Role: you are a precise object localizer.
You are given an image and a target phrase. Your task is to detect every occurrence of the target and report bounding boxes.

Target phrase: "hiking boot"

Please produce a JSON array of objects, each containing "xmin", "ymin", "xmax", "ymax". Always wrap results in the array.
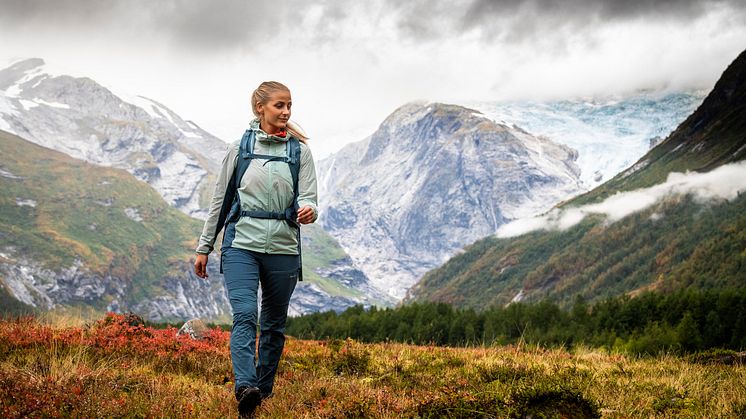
[{"xmin": 235, "ymin": 386, "xmax": 262, "ymax": 418}]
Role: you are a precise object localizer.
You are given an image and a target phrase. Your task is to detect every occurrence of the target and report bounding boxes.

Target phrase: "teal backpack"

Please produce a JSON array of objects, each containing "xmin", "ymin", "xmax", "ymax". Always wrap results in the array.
[{"xmin": 215, "ymin": 129, "xmax": 303, "ymax": 280}]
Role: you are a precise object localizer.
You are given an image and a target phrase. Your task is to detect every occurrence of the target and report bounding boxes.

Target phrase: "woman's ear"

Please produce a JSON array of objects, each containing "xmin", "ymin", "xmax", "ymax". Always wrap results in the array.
[{"xmin": 255, "ymin": 103, "xmax": 264, "ymax": 119}]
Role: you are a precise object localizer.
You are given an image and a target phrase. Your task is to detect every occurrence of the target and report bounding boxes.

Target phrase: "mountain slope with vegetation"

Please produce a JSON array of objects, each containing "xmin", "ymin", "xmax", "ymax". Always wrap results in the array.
[
  {"xmin": 0, "ymin": 129, "xmax": 229, "ymax": 320},
  {"xmin": 408, "ymin": 49, "xmax": 746, "ymax": 309},
  {"xmin": 0, "ymin": 131, "xmax": 378, "ymax": 320}
]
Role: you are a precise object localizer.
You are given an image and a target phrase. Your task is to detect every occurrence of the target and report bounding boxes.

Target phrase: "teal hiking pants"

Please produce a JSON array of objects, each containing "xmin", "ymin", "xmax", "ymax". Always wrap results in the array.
[{"xmin": 221, "ymin": 246, "xmax": 299, "ymax": 396}]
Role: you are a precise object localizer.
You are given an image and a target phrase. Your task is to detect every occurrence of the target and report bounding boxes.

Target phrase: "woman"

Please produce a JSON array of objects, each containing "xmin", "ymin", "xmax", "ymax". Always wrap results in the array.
[{"xmin": 193, "ymin": 81, "xmax": 318, "ymax": 417}]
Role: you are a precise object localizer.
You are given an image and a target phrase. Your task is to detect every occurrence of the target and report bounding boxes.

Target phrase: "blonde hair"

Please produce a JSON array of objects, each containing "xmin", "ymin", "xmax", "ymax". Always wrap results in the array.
[{"xmin": 251, "ymin": 81, "xmax": 308, "ymax": 143}]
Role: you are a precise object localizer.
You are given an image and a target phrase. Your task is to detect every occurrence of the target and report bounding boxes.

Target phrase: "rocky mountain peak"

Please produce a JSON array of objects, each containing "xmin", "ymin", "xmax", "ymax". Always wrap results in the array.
[
  {"xmin": 0, "ymin": 59, "xmax": 228, "ymax": 218},
  {"xmin": 0, "ymin": 58, "xmax": 46, "ymax": 90},
  {"xmin": 363, "ymin": 103, "xmax": 501, "ymax": 163},
  {"xmin": 693, "ymin": 49, "xmax": 746, "ymax": 123},
  {"xmin": 318, "ymin": 102, "xmax": 582, "ymax": 300}
]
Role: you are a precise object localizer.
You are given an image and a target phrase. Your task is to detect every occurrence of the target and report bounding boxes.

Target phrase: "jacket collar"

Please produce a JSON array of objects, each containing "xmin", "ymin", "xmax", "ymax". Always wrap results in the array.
[{"xmin": 250, "ymin": 118, "xmax": 289, "ymax": 143}]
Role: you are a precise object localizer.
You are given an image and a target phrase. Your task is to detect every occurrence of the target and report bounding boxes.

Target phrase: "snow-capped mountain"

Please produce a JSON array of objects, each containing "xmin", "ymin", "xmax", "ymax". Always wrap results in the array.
[
  {"xmin": 0, "ymin": 58, "xmax": 227, "ymax": 219},
  {"xmin": 318, "ymin": 102, "xmax": 582, "ymax": 301},
  {"xmin": 467, "ymin": 91, "xmax": 705, "ymax": 188}
]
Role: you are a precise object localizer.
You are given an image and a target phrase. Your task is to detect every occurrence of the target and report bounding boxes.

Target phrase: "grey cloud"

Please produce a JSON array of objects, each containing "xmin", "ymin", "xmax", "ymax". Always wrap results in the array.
[
  {"xmin": 0, "ymin": 0, "xmax": 124, "ymax": 21},
  {"xmin": 383, "ymin": 1, "xmax": 457, "ymax": 41},
  {"xmin": 146, "ymin": 1, "xmax": 266, "ymax": 51},
  {"xmin": 496, "ymin": 161, "xmax": 746, "ymax": 238},
  {"xmin": 462, "ymin": 0, "xmax": 718, "ymax": 23},
  {"xmin": 0, "ymin": 0, "xmax": 308, "ymax": 53},
  {"xmin": 1, "ymin": 0, "xmax": 745, "ymax": 51},
  {"xmin": 381, "ymin": 0, "xmax": 746, "ymax": 44}
]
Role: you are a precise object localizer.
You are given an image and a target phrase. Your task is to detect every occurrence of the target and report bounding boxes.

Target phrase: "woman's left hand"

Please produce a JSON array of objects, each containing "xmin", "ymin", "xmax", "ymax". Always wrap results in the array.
[{"xmin": 297, "ymin": 206, "xmax": 315, "ymax": 224}]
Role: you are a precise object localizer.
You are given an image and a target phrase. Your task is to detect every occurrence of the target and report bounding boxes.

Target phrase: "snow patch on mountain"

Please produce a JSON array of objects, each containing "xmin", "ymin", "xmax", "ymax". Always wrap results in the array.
[
  {"xmin": 19, "ymin": 99, "xmax": 38, "ymax": 110},
  {"xmin": 36, "ymin": 98, "xmax": 70, "ymax": 109},
  {"xmin": 0, "ymin": 168, "xmax": 22, "ymax": 179},
  {"xmin": 15, "ymin": 198, "xmax": 36, "ymax": 207},
  {"xmin": 124, "ymin": 207, "xmax": 143, "ymax": 222},
  {"xmin": 0, "ymin": 95, "xmax": 18, "ymax": 133}
]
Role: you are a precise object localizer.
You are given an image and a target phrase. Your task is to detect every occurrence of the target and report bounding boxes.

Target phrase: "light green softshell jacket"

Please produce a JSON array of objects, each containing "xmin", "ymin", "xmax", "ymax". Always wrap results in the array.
[{"xmin": 196, "ymin": 120, "xmax": 318, "ymax": 255}]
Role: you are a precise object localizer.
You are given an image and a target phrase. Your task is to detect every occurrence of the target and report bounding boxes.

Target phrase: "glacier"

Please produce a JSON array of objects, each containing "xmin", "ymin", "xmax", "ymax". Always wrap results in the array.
[{"xmin": 466, "ymin": 91, "xmax": 705, "ymax": 189}]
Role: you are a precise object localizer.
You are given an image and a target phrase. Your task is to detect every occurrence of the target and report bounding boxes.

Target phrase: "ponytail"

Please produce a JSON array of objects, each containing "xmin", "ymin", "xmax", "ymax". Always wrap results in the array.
[{"xmin": 286, "ymin": 120, "xmax": 309, "ymax": 143}]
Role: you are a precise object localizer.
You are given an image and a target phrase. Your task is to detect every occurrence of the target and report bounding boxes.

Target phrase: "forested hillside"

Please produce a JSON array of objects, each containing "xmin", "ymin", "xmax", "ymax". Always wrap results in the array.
[{"xmin": 288, "ymin": 289, "xmax": 746, "ymax": 354}]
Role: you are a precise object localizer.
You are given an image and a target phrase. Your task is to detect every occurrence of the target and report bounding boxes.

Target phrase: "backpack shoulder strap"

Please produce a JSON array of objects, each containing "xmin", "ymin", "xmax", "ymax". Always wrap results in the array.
[
  {"xmin": 288, "ymin": 136, "xmax": 303, "ymax": 281},
  {"xmin": 235, "ymin": 130, "xmax": 256, "ymax": 190},
  {"xmin": 214, "ymin": 129, "xmax": 254, "ymax": 237},
  {"xmin": 287, "ymin": 137, "xmax": 301, "ymax": 204}
]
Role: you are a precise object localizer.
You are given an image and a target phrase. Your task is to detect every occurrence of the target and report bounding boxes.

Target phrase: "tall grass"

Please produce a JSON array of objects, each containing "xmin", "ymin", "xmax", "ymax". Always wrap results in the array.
[{"xmin": 1, "ymin": 313, "xmax": 744, "ymax": 417}]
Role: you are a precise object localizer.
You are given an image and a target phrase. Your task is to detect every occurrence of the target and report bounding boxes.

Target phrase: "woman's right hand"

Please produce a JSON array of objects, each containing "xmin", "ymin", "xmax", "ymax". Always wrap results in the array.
[{"xmin": 194, "ymin": 254, "xmax": 209, "ymax": 279}]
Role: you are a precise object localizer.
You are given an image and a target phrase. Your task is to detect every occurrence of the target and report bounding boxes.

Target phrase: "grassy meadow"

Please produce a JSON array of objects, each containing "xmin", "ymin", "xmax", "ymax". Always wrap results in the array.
[{"xmin": 1, "ymin": 313, "xmax": 744, "ymax": 418}]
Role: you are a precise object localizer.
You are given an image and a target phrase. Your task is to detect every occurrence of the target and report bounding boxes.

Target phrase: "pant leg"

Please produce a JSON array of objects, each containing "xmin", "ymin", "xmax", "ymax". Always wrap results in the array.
[
  {"xmin": 221, "ymin": 247, "xmax": 261, "ymax": 391},
  {"xmin": 255, "ymin": 253, "xmax": 299, "ymax": 396}
]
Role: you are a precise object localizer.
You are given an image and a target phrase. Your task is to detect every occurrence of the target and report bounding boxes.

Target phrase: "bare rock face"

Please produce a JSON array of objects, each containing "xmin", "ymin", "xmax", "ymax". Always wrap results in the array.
[
  {"xmin": 318, "ymin": 103, "xmax": 582, "ymax": 301},
  {"xmin": 177, "ymin": 318, "xmax": 210, "ymax": 340},
  {"xmin": 0, "ymin": 247, "xmax": 232, "ymax": 322}
]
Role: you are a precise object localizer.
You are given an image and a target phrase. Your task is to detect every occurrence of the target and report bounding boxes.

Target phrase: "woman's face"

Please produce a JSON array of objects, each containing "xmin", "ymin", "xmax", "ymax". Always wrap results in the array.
[{"xmin": 257, "ymin": 89, "xmax": 291, "ymax": 134}]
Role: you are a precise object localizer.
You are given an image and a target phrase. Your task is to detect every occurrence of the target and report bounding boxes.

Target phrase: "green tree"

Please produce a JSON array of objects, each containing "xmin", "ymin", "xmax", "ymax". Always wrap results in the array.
[{"xmin": 676, "ymin": 312, "xmax": 703, "ymax": 352}]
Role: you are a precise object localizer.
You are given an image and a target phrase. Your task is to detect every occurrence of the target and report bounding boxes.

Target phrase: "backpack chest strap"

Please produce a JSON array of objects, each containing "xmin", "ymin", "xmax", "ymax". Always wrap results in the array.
[
  {"xmin": 242, "ymin": 141, "xmax": 298, "ymax": 165},
  {"xmin": 240, "ymin": 208, "xmax": 298, "ymax": 225}
]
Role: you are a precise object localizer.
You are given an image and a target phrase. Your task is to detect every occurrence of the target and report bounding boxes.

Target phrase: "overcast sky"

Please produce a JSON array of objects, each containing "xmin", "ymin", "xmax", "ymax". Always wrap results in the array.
[{"xmin": 1, "ymin": 0, "xmax": 745, "ymax": 157}]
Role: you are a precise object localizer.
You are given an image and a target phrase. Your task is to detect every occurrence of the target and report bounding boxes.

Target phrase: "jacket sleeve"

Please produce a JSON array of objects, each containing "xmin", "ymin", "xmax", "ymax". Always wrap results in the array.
[
  {"xmin": 298, "ymin": 142, "xmax": 319, "ymax": 222},
  {"xmin": 196, "ymin": 142, "xmax": 239, "ymax": 254}
]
